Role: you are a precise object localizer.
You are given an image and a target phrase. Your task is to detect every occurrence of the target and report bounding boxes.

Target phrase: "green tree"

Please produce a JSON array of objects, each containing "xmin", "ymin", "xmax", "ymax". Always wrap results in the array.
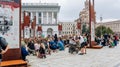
[
  {"xmin": 82, "ymin": 24, "xmax": 88, "ymax": 34},
  {"xmin": 107, "ymin": 27, "xmax": 114, "ymax": 34},
  {"xmin": 95, "ymin": 26, "xmax": 114, "ymax": 37}
]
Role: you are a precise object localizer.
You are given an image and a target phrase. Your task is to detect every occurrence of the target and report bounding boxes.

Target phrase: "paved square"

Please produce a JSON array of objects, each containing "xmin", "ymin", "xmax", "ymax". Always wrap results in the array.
[{"xmin": 27, "ymin": 43, "xmax": 120, "ymax": 67}]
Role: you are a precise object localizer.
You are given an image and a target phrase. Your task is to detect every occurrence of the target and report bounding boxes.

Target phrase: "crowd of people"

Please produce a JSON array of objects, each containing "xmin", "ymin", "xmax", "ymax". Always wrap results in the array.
[
  {"xmin": 95, "ymin": 33, "xmax": 119, "ymax": 48},
  {"xmin": 21, "ymin": 33, "xmax": 90, "ymax": 61},
  {"xmin": 21, "ymin": 33, "xmax": 120, "ymax": 61}
]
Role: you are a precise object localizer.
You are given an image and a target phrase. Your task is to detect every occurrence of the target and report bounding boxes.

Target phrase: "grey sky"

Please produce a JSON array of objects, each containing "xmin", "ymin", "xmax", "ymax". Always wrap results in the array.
[{"xmin": 22, "ymin": 0, "xmax": 120, "ymax": 22}]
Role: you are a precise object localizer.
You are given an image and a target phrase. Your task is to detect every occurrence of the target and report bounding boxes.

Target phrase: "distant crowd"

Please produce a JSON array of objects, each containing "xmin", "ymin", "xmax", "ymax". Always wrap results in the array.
[{"xmin": 95, "ymin": 33, "xmax": 119, "ymax": 48}]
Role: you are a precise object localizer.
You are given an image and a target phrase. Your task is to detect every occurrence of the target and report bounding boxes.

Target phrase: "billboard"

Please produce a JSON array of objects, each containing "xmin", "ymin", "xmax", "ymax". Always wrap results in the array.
[{"xmin": 0, "ymin": 0, "xmax": 20, "ymax": 48}]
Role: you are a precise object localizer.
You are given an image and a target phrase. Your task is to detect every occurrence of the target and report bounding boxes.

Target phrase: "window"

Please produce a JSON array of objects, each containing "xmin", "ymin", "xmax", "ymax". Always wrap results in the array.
[
  {"xmin": 39, "ymin": 13, "xmax": 41, "ymax": 17},
  {"xmin": 43, "ymin": 12, "xmax": 47, "ymax": 24},
  {"xmin": 48, "ymin": 12, "xmax": 52, "ymax": 24},
  {"xmin": 38, "ymin": 12, "xmax": 41, "ymax": 24},
  {"xmin": 53, "ymin": 12, "xmax": 57, "ymax": 24},
  {"xmin": 38, "ymin": 18, "xmax": 41, "ymax": 24}
]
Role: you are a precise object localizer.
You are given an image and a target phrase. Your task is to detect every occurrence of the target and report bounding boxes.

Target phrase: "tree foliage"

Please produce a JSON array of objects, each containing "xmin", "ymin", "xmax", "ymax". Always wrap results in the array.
[
  {"xmin": 82, "ymin": 24, "xmax": 89, "ymax": 34},
  {"xmin": 95, "ymin": 25, "xmax": 114, "ymax": 37}
]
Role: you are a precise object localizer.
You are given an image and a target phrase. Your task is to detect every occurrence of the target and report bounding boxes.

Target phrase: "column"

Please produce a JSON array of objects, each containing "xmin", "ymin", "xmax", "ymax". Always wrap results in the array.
[
  {"xmin": 46, "ymin": 12, "xmax": 48, "ymax": 24},
  {"xmin": 56, "ymin": 12, "xmax": 58, "ymax": 24},
  {"xmin": 36, "ymin": 12, "xmax": 38, "ymax": 24},
  {"xmin": 21, "ymin": 12, "xmax": 23, "ymax": 23},
  {"xmin": 29, "ymin": 12, "xmax": 32, "ymax": 37},
  {"xmin": 30, "ymin": 12, "xmax": 33, "ymax": 21},
  {"xmin": 41, "ymin": 12, "xmax": 43, "ymax": 24},
  {"xmin": 52, "ymin": 12, "xmax": 54, "ymax": 24}
]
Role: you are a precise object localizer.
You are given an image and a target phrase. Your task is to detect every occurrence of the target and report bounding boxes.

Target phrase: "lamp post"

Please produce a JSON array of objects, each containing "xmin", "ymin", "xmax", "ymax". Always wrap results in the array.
[
  {"xmin": 80, "ymin": 18, "xmax": 82, "ymax": 34},
  {"xmin": 100, "ymin": 16, "xmax": 103, "ymax": 37}
]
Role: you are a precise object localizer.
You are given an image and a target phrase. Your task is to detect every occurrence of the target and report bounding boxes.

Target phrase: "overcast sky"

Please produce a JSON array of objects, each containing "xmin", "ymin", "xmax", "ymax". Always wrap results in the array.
[{"xmin": 22, "ymin": 0, "xmax": 120, "ymax": 22}]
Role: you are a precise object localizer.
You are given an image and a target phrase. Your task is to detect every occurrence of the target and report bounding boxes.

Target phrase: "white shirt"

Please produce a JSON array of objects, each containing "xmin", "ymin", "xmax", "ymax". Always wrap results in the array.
[{"xmin": 79, "ymin": 35, "xmax": 84, "ymax": 44}]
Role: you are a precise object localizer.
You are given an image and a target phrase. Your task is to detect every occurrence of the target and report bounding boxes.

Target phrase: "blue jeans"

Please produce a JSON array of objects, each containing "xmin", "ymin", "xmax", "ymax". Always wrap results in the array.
[{"xmin": 114, "ymin": 40, "xmax": 117, "ymax": 46}]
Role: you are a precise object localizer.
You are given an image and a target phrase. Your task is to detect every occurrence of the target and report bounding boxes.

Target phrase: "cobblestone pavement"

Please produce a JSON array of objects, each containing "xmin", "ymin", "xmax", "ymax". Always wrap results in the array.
[{"xmin": 27, "ymin": 43, "xmax": 120, "ymax": 67}]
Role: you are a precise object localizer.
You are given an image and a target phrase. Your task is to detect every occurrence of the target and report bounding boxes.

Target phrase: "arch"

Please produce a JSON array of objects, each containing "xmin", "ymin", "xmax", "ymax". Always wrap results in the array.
[{"xmin": 47, "ymin": 28, "xmax": 53, "ymax": 36}]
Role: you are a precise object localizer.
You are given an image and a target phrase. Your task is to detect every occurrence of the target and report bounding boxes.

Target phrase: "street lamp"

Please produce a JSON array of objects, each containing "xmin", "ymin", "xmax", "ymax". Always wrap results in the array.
[
  {"xmin": 100, "ymin": 16, "xmax": 103, "ymax": 37},
  {"xmin": 80, "ymin": 18, "xmax": 82, "ymax": 34}
]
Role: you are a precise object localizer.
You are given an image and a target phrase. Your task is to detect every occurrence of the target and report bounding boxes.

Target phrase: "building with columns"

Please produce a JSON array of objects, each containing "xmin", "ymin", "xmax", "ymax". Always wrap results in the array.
[{"xmin": 22, "ymin": 3, "xmax": 60, "ymax": 38}]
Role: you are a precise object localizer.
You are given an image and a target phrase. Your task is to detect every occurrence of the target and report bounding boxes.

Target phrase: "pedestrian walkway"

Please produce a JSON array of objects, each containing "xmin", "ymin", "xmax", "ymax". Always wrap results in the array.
[{"xmin": 27, "ymin": 43, "xmax": 120, "ymax": 67}]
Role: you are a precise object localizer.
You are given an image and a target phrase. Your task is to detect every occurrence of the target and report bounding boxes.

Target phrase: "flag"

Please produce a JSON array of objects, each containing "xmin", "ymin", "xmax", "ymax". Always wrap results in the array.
[
  {"xmin": 21, "ymin": 23, "xmax": 24, "ymax": 30},
  {"xmin": 58, "ymin": 24, "xmax": 62, "ymax": 31},
  {"xmin": 77, "ymin": 22, "xmax": 81, "ymax": 29},
  {"xmin": 37, "ymin": 26, "xmax": 42, "ymax": 31},
  {"xmin": 24, "ymin": 11, "xmax": 30, "ymax": 27}
]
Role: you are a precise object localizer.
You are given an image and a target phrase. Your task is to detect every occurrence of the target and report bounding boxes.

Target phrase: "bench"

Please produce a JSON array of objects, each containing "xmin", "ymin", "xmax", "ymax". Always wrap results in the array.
[{"xmin": 0, "ymin": 60, "xmax": 27, "ymax": 67}]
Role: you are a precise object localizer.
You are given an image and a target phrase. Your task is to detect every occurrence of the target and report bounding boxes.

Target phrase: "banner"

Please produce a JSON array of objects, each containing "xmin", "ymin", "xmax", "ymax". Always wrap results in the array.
[
  {"xmin": 58, "ymin": 24, "xmax": 62, "ymax": 31},
  {"xmin": 91, "ymin": 21, "xmax": 95, "ymax": 41},
  {"xmin": 0, "ymin": 0, "xmax": 20, "ymax": 48},
  {"xmin": 77, "ymin": 22, "xmax": 81, "ymax": 29}
]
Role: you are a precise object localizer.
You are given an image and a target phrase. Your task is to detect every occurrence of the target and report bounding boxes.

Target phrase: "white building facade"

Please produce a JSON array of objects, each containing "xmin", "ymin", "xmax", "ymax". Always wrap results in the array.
[
  {"xmin": 22, "ymin": 3, "xmax": 60, "ymax": 38},
  {"xmin": 96, "ymin": 20, "xmax": 120, "ymax": 34},
  {"xmin": 59, "ymin": 22, "xmax": 78, "ymax": 35}
]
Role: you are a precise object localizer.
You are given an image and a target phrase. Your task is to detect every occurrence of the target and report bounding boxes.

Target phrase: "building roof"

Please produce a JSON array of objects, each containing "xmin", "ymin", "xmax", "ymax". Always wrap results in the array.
[
  {"xmin": 97, "ymin": 20, "xmax": 120, "ymax": 24},
  {"xmin": 22, "ymin": 3, "xmax": 60, "ymax": 12},
  {"xmin": 22, "ymin": 3, "xmax": 60, "ymax": 8}
]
